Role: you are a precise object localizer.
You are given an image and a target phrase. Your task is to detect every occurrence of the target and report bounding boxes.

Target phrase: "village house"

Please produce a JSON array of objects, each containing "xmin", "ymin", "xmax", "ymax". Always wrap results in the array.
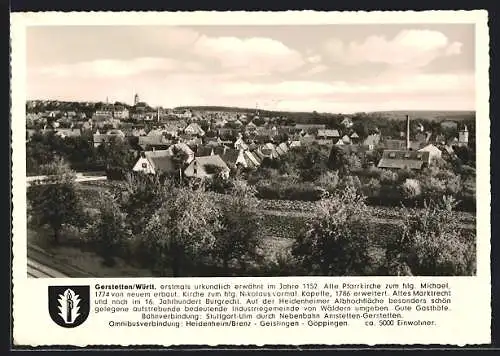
[
  {"xmin": 180, "ymin": 135, "xmax": 203, "ymax": 147},
  {"xmin": 234, "ymin": 135, "xmax": 249, "ymax": 150},
  {"xmin": 350, "ymin": 132, "xmax": 360, "ymax": 143},
  {"xmin": 184, "ymin": 122, "xmax": 205, "ymax": 136},
  {"xmin": 93, "ymin": 129, "xmax": 125, "ymax": 147},
  {"xmin": 275, "ymin": 142, "xmax": 289, "ymax": 156},
  {"xmin": 214, "ymin": 118, "xmax": 228, "ymax": 128},
  {"xmin": 295, "ymin": 124, "xmax": 326, "ymax": 135},
  {"xmin": 138, "ymin": 135, "xmax": 172, "ymax": 150},
  {"xmin": 418, "ymin": 144, "xmax": 442, "ymax": 164},
  {"xmin": 54, "ymin": 128, "xmax": 82, "ymax": 139},
  {"xmin": 132, "ymin": 150, "xmax": 176, "ymax": 175},
  {"xmin": 113, "ymin": 105, "xmax": 129, "ymax": 120},
  {"xmin": 289, "ymin": 140, "xmax": 301, "ymax": 149},
  {"xmin": 381, "ymin": 139, "xmax": 408, "ymax": 150},
  {"xmin": 317, "ymin": 129, "xmax": 340, "ymax": 140},
  {"xmin": 93, "ymin": 105, "xmax": 114, "ymax": 120},
  {"xmin": 96, "ymin": 117, "xmax": 121, "ymax": 129},
  {"xmin": 341, "ymin": 135, "xmax": 352, "ymax": 145},
  {"xmin": 195, "ymin": 143, "xmax": 261, "ymax": 170},
  {"xmin": 256, "ymin": 143, "xmax": 280, "ymax": 160},
  {"xmin": 377, "ymin": 150, "xmax": 430, "ymax": 170},
  {"xmin": 184, "ymin": 155, "xmax": 230, "ymax": 179},
  {"xmin": 316, "ymin": 139, "xmax": 334, "ymax": 147}
]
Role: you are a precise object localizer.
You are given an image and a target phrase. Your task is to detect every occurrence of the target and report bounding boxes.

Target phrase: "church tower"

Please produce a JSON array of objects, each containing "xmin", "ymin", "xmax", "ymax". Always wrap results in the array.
[
  {"xmin": 458, "ymin": 124, "xmax": 469, "ymax": 145},
  {"xmin": 134, "ymin": 93, "xmax": 140, "ymax": 106}
]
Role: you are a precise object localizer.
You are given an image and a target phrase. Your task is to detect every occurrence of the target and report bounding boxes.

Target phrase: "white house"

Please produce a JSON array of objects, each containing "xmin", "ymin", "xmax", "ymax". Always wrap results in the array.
[
  {"xmin": 184, "ymin": 123, "xmax": 205, "ymax": 136},
  {"xmin": 418, "ymin": 144, "xmax": 442, "ymax": 164},
  {"xmin": 184, "ymin": 155, "xmax": 230, "ymax": 179},
  {"xmin": 132, "ymin": 150, "xmax": 175, "ymax": 175},
  {"xmin": 234, "ymin": 136, "xmax": 249, "ymax": 150}
]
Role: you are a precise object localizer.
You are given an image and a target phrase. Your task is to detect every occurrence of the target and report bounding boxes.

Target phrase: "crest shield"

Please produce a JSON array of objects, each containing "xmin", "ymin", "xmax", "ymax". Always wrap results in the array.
[{"xmin": 48, "ymin": 285, "xmax": 90, "ymax": 328}]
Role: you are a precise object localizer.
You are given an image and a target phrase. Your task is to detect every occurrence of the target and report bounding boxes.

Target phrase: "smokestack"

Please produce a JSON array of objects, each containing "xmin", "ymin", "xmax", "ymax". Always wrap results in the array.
[{"xmin": 406, "ymin": 115, "xmax": 410, "ymax": 150}]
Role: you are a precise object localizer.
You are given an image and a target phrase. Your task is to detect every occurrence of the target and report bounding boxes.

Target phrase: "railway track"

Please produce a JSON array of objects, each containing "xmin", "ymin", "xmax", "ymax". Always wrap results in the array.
[{"xmin": 27, "ymin": 258, "xmax": 69, "ymax": 278}]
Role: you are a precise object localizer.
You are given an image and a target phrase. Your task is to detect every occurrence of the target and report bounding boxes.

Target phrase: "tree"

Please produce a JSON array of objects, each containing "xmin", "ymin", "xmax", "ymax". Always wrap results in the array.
[
  {"xmin": 291, "ymin": 144, "xmax": 330, "ymax": 182},
  {"xmin": 214, "ymin": 180, "xmax": 263, "ymax": 272},
  {"xmin": 401, "ymin": 178, "xmax": 422, "ymax": 200},
  {"xmin": 87, "ymin": 190, "xmax": 130, "ymax": 266},
  {"xmin": 292, "ymin": 186, "xmax": 373, "ymax": 275},
  {"xmin": 27, "ymin": 158, "xmax": 82, "ymax": 244},
  {"xmin": 120, "ymin": 173, "xmax": 170, "ymax": 235},
  {"xmin": 141, "ymin": 184, "xmax": 222, "ymax": 276},
  {"xmin": 170, "ymin": 145, "xmax": 189, "ymax": 182},
  {"xmin": 385, "ymin": 199, "xmax": 475, "ymax": 276},
  {"xmin": 328, "ymin": 146, "xmax": 350, "ymax": 174}
]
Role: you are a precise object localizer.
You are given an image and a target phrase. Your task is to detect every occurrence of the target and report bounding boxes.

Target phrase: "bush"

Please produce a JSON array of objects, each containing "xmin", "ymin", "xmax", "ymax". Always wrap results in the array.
[
  {"xmin": 379, "ymin": 170, "xmax": 398, "ymax": 184},
  {"xmin": 421, "ymin": 177, "xmax": 446, "ymax": 202},
  {"xmin": 256, "ymin": 251, "xmax": 306, "ymax": 276},
  {"xmin": 401, "ymin": 179, "xmax": 422, "ymax": 200},
  {"xmin": 106, "ymin": 166, "xmax": 128, "ymax": 180},
  {"xmin": 315, "ymin": 171, "xmax": 340, "ymax": 192},
  {"xmin": 362, "ymin": 178, "xmax": 381, "ymax": 198}
]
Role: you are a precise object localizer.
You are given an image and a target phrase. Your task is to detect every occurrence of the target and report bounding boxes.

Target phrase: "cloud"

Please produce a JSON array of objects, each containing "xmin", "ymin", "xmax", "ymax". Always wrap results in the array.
[
  {"xmin": 35, "ymin": 57, "xmax": 191, "ymax": 78},
  {"xmin": 303, "ymin": 64, "xmax": 329, "ymax": 76},
  {"xmin": 307, "ymin": 55, "xmax": 322, "ymax": 64},
  {"xmin": 221, "ymin": 72, "xmax": 474, "ymax": 98},
  {"xmin": 445, "ymin": 41, "xmax": 463, "ymax": 56},
  {"xmin": 191, "ymin": 35, "xmax": 304, "ymax": 74},
  {"xmin": 324, "ymin": 29, "xmax": 463, "ymax": 68}
]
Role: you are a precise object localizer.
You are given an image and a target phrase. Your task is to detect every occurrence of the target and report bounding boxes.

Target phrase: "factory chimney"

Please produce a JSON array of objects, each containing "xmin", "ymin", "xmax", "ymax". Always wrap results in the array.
[{"xmin": 406, "ymin": 114, "xmax": 410, "ymax": 150}]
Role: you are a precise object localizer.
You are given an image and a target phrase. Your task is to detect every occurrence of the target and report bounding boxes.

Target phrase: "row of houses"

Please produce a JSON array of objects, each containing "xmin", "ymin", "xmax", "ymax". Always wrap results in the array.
[{"xmin": 132, "ymin": 139, "xmax": 291, "ymax": 178}]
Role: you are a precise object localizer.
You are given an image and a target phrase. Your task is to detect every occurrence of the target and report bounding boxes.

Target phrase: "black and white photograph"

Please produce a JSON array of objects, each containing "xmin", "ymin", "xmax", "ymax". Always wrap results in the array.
[{"xmin": 25, "ymin": 22, "xmax": 478, "ymax": 279}]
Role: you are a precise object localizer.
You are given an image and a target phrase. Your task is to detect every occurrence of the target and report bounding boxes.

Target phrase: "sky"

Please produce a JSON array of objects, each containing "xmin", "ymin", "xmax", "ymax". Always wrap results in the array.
[{"xmin": 26, "ymin": 24, "xmax": 475, "ymax": 113}]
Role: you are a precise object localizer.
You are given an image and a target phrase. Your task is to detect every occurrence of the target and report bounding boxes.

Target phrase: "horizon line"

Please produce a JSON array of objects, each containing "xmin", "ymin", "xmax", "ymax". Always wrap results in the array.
[{"xmin": 26, "ymin": 98, "xmax": 476, "ymax": 115}]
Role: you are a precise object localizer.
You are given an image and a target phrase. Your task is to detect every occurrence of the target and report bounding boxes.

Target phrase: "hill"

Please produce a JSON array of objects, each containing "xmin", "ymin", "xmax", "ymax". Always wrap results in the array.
[{"xmin": 368, "ymin": 110, "xmax": 475, "ymax": 121}]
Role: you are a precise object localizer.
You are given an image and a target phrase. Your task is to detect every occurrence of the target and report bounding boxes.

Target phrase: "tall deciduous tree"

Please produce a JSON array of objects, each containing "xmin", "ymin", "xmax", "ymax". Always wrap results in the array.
[
  {"xmin": 215, "ymin": 180, "xmax": 263, "ymax": 273},
  {"xmin": 386, "ymin": 200, "xmax": 475, "ymax": 276},
  {"xmin": 170, "ymin": 145, "xmax": 189, "ymax": 182},
  {"xmin": 141, "ymin": 184, "xmax": 222, "ymax": 277},
  {"xmin": 87, "ymin": 190, "xmax": 130, "ymax": 266},
  {"xmin": 27, "ymin": 158, "xmax": 82, "ymax": 244},
  {"xmin": 120, "ymin": 173, "xmax": 170, "ymax": 235},
  {"xmin": 292, "ymin": 186, "xmax": 373, "ymax": 275}
]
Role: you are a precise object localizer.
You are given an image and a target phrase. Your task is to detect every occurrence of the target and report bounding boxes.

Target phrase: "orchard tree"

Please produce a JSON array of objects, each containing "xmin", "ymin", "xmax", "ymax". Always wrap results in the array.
[
  {"xmin": 27, "ymin": 158, "xmax": 83, "ymax": 244},
  {"xmin": 328, "ymin": 146, "xmax": 350, "ymax": 175},
  {"xmin": 141, "ymin": 184, "xmax": 222, "ymax": 277},
  {"xmin": 292, "ymin": 186, "xmax": 373, "ymax": 275},
  {"xmin": 87, "ymin": 190, "xmax": 130, "ymax": 266},
  {"xmin": 385, "ymin": 199, "xmax": 475, "ymax": 276},
  {"xmin": 170, "ymin": 145, "xmax": 189, "ymax": 182},
  {"xmin": 120, "ymin": 173, "xmax": 170, "ymax": 234},
  {"xmin": 290, "ymin": 144, "xmax": 330, "ymax": 182},
  {"xmin": 214, "ymin": 180, "xmax": 263, "ymax": 272}
]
